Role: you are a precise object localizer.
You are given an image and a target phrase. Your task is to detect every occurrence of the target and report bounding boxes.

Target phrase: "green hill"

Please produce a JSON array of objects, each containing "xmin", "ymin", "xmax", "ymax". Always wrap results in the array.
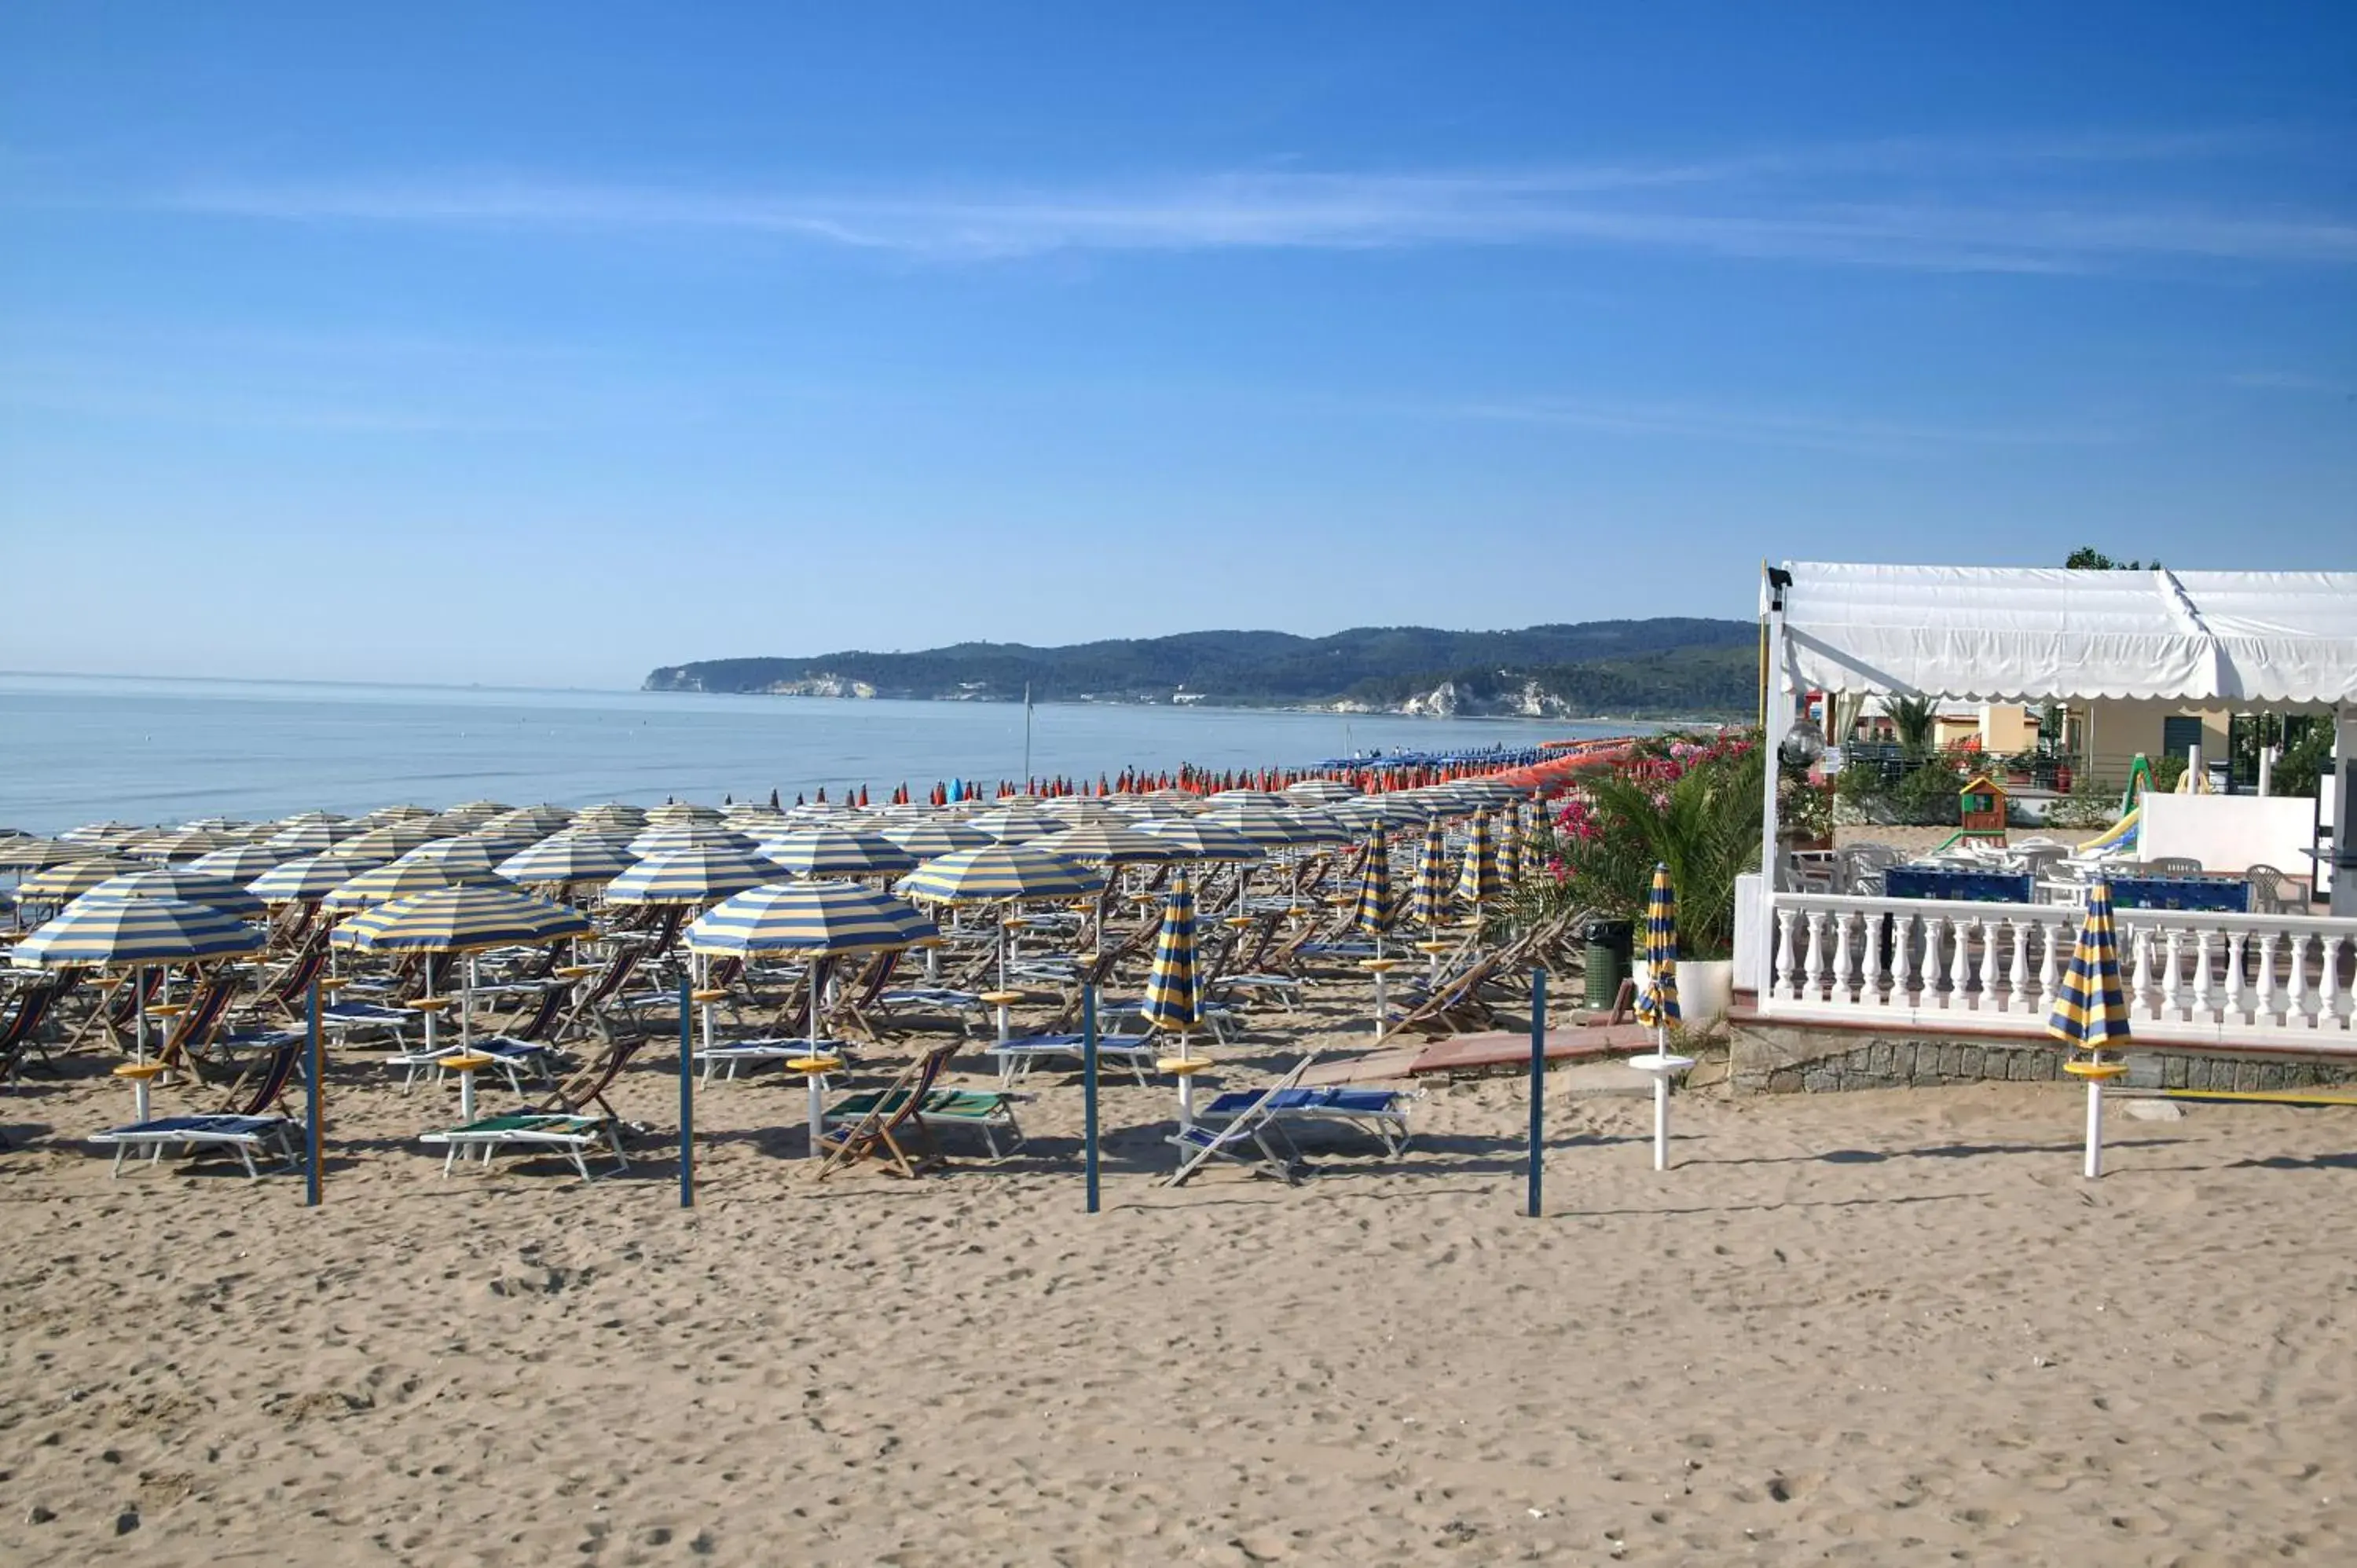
[{"xmin": 646, "ymin": 618, "xmax": 1757, "ymax": 718}]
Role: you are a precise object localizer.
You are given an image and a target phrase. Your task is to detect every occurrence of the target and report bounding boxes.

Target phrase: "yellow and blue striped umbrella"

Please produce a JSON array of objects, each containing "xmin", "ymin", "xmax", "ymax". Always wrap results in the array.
[
  {"xmin": 264, "ymin": 818, "xmax": 357, "ymax": 855},
  {"xmin": 248, "ymin": 850, "xmax": 387, "ymax": 903},
  {"xmin": 0, "ymin": 837, "xmax": 90, "ymax": 872},
  {"xmin": 755, "ymin": 826, "xmax": 919, "ymax": 879},
  {"xmin": 496, "ymin": 833, "xmax": 635, "ymax": 886},
  {"xmin": 330, "ymin": 885, "xmax": 591, "ymax": 954},
  {"xmin": 1139, "ymin": 870, "xmax": 1200, "ymax": 1034},
  {"xmin": 1496, "ymin": 808, "xmax": 1523, "ymax": 883},
  {"xmin": 323, "ymin": 856, "xmax": 510, "ymax": 910},
  {"xmin": 125, "ymin": 826, "xmax": 236, "ymax": 863},
  {"xmin": 1409, "ymin": 820, "xmax": 1452, "ymax": 929},
  {"xmin": 963, "ymin": 807, "xmax": 1064, "ymax": 844},
  {"xmin": 396, "ymin": 837, "xmax": 512, "ymax": 878},
  {"xmin": 629, "ymin": 822, "xmax": 759, "ymax": 859},
  {"xmin": 1352, "ymin": 833, "xmax": 1393, "ymax": 939},
  {"xmin": 11, "ymin": 895, "xmax": 265, "ymax": 968},
  {"xmin": 1454, "ymin": 808, "xmax": 1502, "ymax": 909},
  {"xmin": 604, "ymin": 845, "xmax": 773, "ymax": 907},
  {"xmin": 686, "ymin": 880, "xmax": 937, "ymax": 957},
  {"xmin": 2048, "ymin": 880, "xmax": 2132, "ymax": 1053},
  {"xmin": 897, "ymin": 843, "xmax": 1105, "ymax": 904},
  {"xmin": 878, "ymin": 819, "xmax": 992, "ymax": 858},
  {"xmin": 1634, "ymin": 863, "xmax": 1681, "ymax": 1028},
  {"xmin": 85, "ymin": 868, "xmax": 268, "ymax": 921},
  {"xmin": 340, "ymin": 820, "xmax": 442, "ymax": 859},
  {"xmin": 16, "ymin": 855, "xmax": 140, "ymax": 903},
  {"xmin": 185, "ymin": 844, "xmax": 291, "ymax": 884},
  {"xmin": 1130, "ymin": 818, "xmax": 1266, "ymax": 863},
  {"xmin": 1033, "ymin": 823, "xmax": 1186, "ymax": 865}
]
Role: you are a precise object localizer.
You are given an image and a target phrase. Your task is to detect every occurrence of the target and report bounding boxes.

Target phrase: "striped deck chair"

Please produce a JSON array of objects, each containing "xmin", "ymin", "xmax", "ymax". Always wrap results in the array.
[
  {"xmin": 1, "ymin": 979, "xmax": 68, "ymax": 1087},
  {"xmin": 90, "ymin": 1032, "xmax": 306, "ymax": 1179},
  {"xmin": 1164, "ymin": 1056, "xmax": 1316, "ymax": 1187},
  {"xmin": 257, "ymin": 940, "xmax": 330, "ymax": 1023},
  {"xmin": 420, "ymin": 1031, "xmax": 650, "ymax": 1181},
  {"xmin": 73, "ymin": 967, "xmax": 164, "ymax": 1049},
  {"xmin": 816, "ymin": 1042, "xmax": 958, "ymax": 1180},
  {"xmin": 388, "ymin": 981, "xmax": 569, "ymax": 1094},
  {"xmin": 557, "ymin": 946, "xmax": 644, "ymax": 1043}
]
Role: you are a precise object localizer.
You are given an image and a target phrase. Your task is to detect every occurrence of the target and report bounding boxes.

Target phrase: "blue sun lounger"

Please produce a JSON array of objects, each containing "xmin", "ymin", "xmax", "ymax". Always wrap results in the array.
[
  {"xmin": 1196, "ymin": 1083, "xmax": 1413, "ymax": 1157},
  {"xmin": 985, "ymin": 1031, "xmax": 1158, "ymax": 1086},
  {"xmin": 1165, "ymin": 1057, "xmax": 1315, "ymax": 1186}
]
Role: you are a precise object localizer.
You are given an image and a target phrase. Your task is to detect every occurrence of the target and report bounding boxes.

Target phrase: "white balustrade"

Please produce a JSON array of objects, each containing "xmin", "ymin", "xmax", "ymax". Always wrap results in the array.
[{"xmin": 1757, "ymin": 892, "xmax": 2357, "ymax": 1049}]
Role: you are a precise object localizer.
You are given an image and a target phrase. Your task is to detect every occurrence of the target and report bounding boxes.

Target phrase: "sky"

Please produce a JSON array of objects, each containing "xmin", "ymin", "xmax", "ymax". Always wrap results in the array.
[{"xmin": 2, "ymin": 2, "xmax": 2353, "ymax": 689}]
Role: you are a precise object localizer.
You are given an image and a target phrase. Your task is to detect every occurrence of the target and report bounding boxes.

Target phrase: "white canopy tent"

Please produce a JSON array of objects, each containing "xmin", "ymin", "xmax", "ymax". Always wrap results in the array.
[{"xmin": 1758, "ymin": 562, "xmax": 2357, "ymax": 921}]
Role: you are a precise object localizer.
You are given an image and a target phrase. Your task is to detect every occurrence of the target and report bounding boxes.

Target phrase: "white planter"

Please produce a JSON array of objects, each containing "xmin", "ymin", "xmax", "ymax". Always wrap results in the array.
[{"xmin": 1633, "ymin": 958, "xmax": 1735, "ymax": 1031}]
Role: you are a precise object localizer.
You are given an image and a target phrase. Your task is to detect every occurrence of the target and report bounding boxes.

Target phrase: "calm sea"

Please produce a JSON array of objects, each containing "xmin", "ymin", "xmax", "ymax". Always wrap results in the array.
[{"xmin": 0, "ymin": 674, "xmax": 1640, "ymax": 835}]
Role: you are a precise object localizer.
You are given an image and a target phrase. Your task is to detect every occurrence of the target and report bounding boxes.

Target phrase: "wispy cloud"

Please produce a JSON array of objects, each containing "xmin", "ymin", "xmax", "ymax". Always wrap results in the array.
[{"xmin": 142, "ymin": 130, "xmax": 2357, "ymax": 273}]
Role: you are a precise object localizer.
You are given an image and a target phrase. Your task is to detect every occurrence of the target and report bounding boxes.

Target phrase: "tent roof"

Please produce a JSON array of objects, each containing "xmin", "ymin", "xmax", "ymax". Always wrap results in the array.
[{"xmin": 1771, "ymin": 563, "xmax": 2357, "ymax": 707}]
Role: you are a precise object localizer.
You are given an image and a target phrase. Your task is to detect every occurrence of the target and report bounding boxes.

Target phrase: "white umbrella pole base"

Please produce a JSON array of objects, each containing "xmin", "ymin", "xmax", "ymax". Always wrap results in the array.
[
  {"xmin": 2084, "ymin": 1079, "xmax": 2104, "ymax": 1180},
  {"xmin": 1627, "ymin": 1053, "xmax": 1695, "ymax": 1172}
]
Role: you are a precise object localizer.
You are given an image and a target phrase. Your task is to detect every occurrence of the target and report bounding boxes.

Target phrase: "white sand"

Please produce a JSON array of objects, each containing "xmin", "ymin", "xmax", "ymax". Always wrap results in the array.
[{"xmin": 4, "ymin": 1011, "xmax": 2353, "ymax": 1564}]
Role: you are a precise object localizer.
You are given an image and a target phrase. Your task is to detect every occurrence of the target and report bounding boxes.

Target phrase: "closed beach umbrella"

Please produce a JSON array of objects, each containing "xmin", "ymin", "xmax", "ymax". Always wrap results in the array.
[
  {"xmin": 605, "ymin": 845, "xmax": 772, "ymax": 906},
  {"xmin": 12, "ymin": 895, "xmax": 263, "ymax": 969},
  {"xmin": 85, "ymin": 869, "xmax": 268, "ymax": 921},
  {"xmin": 878, "ymin": 819, "xmax": 989, "ymax": 859},
  {"xmin": 186, "ymin": 844, "xmax": 291, "ymax": 884},
  {"xmin": 1140, "ymin": 871, "xmax": 1201, "ymax": 1037},
  {"xmin": 16, "ymin": 855, "xmax": 140, "ymax": 903},
  {"xmin": 1496, "ymin": 808, "xmax": 1523, "ymax": 883},
  {"xmin": 756, "ymin": 826, "xmax": 918, "ymax": 880},
  {"xmin": 1629, "ymin": 863, "xmax": 1692, "ymax": 1172},
  {"xmin": 2050, "ymin": 880, "xmax": 2134, "ymax": 1178},
  {"xmin": 249, "ymin": 851, "xmax": 387, "ymax": 903},
  {"xmin": 1353, "ymin": 835, "xmax": 1393, "ymax": 943},
  {"xmin": 126, "ymin": 826, "xmax": 235, "ymax": 863},
  {"xmin": 323, "ymin": 857, "xmax": 509, "ymax": 910},
  {"xmin": 1409, "ymin": 821, "xmax": 1451, "ymax": 929},
  {"xmin": 496, "ymin": 834, "xmax": 634, "ymax": 887},
  {"xmin": 1454, "ymin": 809, "xmax": 1502, "ymax": 912}
]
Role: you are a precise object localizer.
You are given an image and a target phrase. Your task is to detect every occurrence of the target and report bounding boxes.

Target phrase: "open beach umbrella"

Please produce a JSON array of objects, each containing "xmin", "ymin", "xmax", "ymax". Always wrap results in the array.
[
  {"xmin": 333, "ymin": 884, "xmax": 589, "ymax": 1061},
  {"xmin": 85, "ymin": 869, "xmax": 268, "ymax": 921},
  {"xmin": 575, "ymin": 803, "xmax": 649, "ymax": 830},
  {"xmin": 897, "ymin": 843, "xmax": 1105, "ymax": 905},
  {"xmin": 755, "ymin": 826, "xmax": 918, "ymax": 880},
  {"xmin": 964, "ymin": 807, "xmax": 1061, "ymax": 843},
  {"xmin": 629, "ymin": 823, "xmax": 759, "ymax": 859},
  {"xmin": 1454, "ymin": 809, "xmax": 1502, "ymax": 914},
  {"xmin": 248, "ymin": 851, "xmax": 388, "ymax": 903},
  {"xmin": 0, "ymin": 837, "xmax": 91, "ymax": 872},
  {"xmin": 1034, "ymin": 822, "xmax": 1185, "ymax": 865},
  {"xmin": 1629, "ymin": 863, "xmax": 1694, "ymax": 1172},
  {"xmin": 186, "ymin": 844, "xmax": 291, "ymax": 884},
  {"xmin": 646, "ymin": 801, "xmax": 724, "ymax": 826},
  {"xmin": 604, "ymin": 845, "xmax": 772, "ymax": 907},
  {"xmin": 489, "ymin": 804, "xmax": 574, "ymax": 834},
  {"xmin": 877, "ymin": 819, "xmax": 990, "ymax": 859},
  {"xmin": 398, "ymin": 837, "xmax": 512, "ymax": 879},
  {"xmin": 1131, "ymin": 818, "xmax": 1266, "ymax": 863},
  {"xmin": 1201, "ymin": 799, "xmax": 1318, "ymax": 848},
  {"xmin": 16, "ymin": 855, "xmax": 141, "ymax": 903},
  {"xmin": 1284, "ymin": 779, "xmax": 1356, "ymax": 804},
  {"xmin": 2049, "ymin": 880, "xmax": 2133, "ymax": 1178},
  {"xmin": 361, "ymin": 804, "xmax": 437, "ymax": 823},
  {"xmin": 496, "ymin": 834, "xmax": 635, "ymax": 888},
  {"xmin": 12, "ymin": 895, "xmax": 266, "ymax": 1064},
  {"xmin": 126, "ymin": 826, "xmax": 236, "ymax": 863},
  {"xmin": 342, "ymin": 820, "xmax": 442, "ymax": 858},
  {"xmin": 59, "ymin": 821, "xmax": 144, "ymax": 845},
  {"xmin": 1332, "ymin": 796, "xmax": 1430, "ymax": 830},
  {"xmin": 265, "ymin": 818, "xmax": 358, "ymax": 855},
  {"xmin": 323, "ymin": 857, "xmax": 510, "ymax": 910}
]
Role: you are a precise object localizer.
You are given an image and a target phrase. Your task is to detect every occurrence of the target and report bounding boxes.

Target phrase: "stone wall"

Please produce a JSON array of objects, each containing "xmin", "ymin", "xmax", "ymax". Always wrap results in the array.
[{"xmin": 1728, "ymin": 1017, "xmax": 2357, "ymax": 1097}]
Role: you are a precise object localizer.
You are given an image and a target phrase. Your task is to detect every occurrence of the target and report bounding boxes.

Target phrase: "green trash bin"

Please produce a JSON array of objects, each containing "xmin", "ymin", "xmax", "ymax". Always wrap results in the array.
[{"xmin": 1584, "ymin": 919, "xmax": 1633, "ymax": 1009}]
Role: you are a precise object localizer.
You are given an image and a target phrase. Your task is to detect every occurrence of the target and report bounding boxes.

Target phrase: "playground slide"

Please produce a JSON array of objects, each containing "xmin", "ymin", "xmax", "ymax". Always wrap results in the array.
[{"xmin": 2077, "ymin": 805, "xmax": 2141, "ymax": 855}]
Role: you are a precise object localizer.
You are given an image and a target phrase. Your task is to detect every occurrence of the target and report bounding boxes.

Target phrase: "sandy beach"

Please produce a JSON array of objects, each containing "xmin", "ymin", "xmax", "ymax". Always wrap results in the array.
[{"xmin": 3, "ymin": 996, "xmax": 2352, "ymax": 1568}]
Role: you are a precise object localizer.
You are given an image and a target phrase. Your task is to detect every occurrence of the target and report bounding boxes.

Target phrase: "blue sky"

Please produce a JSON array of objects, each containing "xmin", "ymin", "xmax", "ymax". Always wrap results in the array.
[{"xmin": 2, "ymin": 2, "xmax": 2352, "ymax": 688}]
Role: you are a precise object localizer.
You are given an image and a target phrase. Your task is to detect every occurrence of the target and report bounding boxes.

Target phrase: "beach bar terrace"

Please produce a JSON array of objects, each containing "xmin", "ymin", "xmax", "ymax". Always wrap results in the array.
[{"xmin": 1745, "ymin": 563, "xmax": 2357, "ymax": 1066}]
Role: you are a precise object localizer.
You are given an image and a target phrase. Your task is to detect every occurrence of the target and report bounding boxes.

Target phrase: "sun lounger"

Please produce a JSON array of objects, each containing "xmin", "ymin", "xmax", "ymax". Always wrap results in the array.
[
  {"xmin": 823, "ymin": 1080, "xmax": 1025, "ymax": 1160},
  {"xmin": 1164, "ymin": 1056, "xmax": 1315, "ymax": 1186},
  {"xmin": 420, "ymin": 1033, "xmax": 648, "ymax": 1180},
  {"xmin": 1196, "ymin": 1083, "xmax": 1412, "ymax": 1157},
  {"xmin": 816, "ymin": 1043, "xmax": 957, "ymax": 1179},
  {"xmin": 387, "ymin": 984, "xmax": 566, "ymax": 1092},
  {"xmin": 1100, "ymin": 995, "xmax": 1241, "ymax": 1043},
  {"xmin": 696, "ymin": 1035, "xmax": 857, "ymax": 1084},
  {"xmin": 89, "ymin": 1035, "xmax": 306, "ymax": 1180},
  {"xmin": 986, "ymin": 1031, "xmax": 1157, "ymax": 1086}
]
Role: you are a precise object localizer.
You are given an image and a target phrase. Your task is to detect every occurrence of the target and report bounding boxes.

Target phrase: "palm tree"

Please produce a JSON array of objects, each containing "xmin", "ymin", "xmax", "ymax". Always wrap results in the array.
[{"xmin": 1886, "ymin": 696, "xmax": 1939, "ymax": 762}]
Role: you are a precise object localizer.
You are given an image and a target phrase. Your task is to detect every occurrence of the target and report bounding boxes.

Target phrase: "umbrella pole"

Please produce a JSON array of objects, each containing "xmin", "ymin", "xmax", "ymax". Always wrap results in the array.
[
  {"xmin": 1651, "ymin": 1020, "xmax": 1672, "ymax": 1172},
  {"xmin": 2084, "ymin": 1051, "xmax": 2106, "ymax": 1179},
  {"xmin": 805, "ymin": 958, "xmax": 827, "ymax": 1160},
  {"xmin": 134, "ymin": 965, "xmax": 148, "ymax": 1063},
  {"xmin": 464, "ymin": 953, "xmax": 475, "ymax": 1050}
]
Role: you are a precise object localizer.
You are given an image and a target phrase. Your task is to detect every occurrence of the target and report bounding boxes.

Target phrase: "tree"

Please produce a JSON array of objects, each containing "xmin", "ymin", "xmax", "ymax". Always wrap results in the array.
[
  {"xmin": 1886, "ymin": 695, "xmax": 1940, "ymax": 761},
  {"xmin": 2066, "ymin": 548, "xmax": 2162, "ymax": 570}
]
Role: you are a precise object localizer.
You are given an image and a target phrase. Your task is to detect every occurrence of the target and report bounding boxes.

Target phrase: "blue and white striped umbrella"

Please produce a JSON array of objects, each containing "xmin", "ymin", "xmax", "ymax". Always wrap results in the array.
[
  {"xmin": 604, "ymin": 845, "xmax": 773, "ymax": 907},
  {"xmin": 897, "ymin": 843, "xmax": 1104, "ymax": 904},
  {"xmin": 16, "ymin": 855, "xmax": 141, "ymax": 903},
  {"xmin": 497, "ymin": 833, "xmax": 635, "ymax": 886},
  {"xmin": 322, "ymin": 857, "xmax": 509, "ymax": 910},
  {"xmin": 755, "ymin": 826, "xmax": 919, "ymax": 879},
  {"xmin": 878, "ymin": 819, "xmax": 991, "ymax": 858},
  {"xmin": 398, "ymin": 837, "xmax": 511, "ymax": 878},
  {"xmin": 84, "ymin": 869, "xmax": 268, "ymax": 921},
  {"xmin": 2048, "ymin": 881, "xmax": 2132, "ymax": 1053},
  {"xmin": 10, "ymin": 895, "xmax": 265, "ymax": 969},
  {"xmin": 265, "ymin": 817, "xmax": 358, "ymax": 855},
  {"xmin": 1139, "ymin": 871, "xmax": 1201, "ymax": 1035},
  {"xmin": 1634, "ymin": 864, "xmax": 1681, "ymax": 1029},
  {"xmin": 126, "ymin": 826, "xmax": 236, "ymax": 863},
  {"xmin": 331, "ymin": 885, "xmax": 591, "ymax": 954},
  {"xmin": 686, "ymin": 881, "xmax": 937, "ymax": 957},
  {"xmin": 185, "ymin": 844, "xmax": 291, "ymax": 884},
  {"xmin": 247, "ymin": 851, "xmax": 388, "ymax": 903}
]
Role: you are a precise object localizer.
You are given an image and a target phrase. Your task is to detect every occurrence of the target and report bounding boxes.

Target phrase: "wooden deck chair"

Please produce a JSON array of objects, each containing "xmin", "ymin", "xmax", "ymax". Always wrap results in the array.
[
  {"xmin": 90, "ymin": 1032, "xmax": 306, "ymax": 1179},
  {"xmin": 815, "ymin": 1042, "xmax": 958, "ymax": 1180},
  {"xmin": 557, "ymin": 945, "xmax": 644, "ymax": 1042},
  {"xmin": 1384, "ymin": 947, "xmax": 1510, "ymax": 1040},
  {"xmin": 1, "ymin": 979, "xmax": 68, "ymax": 1087},
  {"xmin": 1164, "ymin": 1055, "xmax": 1316, "ymax": 1186},
  {"xmin": 74, "ymin": 966, "xmax": 164, "ymax": 1049},
  {"xmin": 419, "ymin": 1031, "xmax": 651, "ymax": 1180}
]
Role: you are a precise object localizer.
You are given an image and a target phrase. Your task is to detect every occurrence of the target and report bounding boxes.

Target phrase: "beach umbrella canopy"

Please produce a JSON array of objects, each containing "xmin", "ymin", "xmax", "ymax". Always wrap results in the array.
[
  {"xmin": 496, "ymin": 834, "xmax": 634, "ymax": 886},
  {"xmin": 755, "ymin": 826, "xmax": 918, "ymax": 879},
  {"xmin": 1332, "ymin": 796, "xmax": 1431, "ymax": 830},
  {"xmin": 604, "ymin": 845, "xmax": 773, "ymax": 907},
  {"xmin": 58, "ymin": 821, "xmax": 144, "ymax": 845},
  {"xmin": 898, "ymin": 843, "xmax": 1105, "ymax": 904},
  {"xmin": 323, "ymin": 858, "xmax": 510, "ymax": 910},
  {"xmin": 1033, "ymin": 823, "xmax": 1185, "ymax": 865},
  {"xmin": 428, "ymin": 805, "xmax": 504, "ymax": 833},
  {"xmin": 685, "ymin": 880, "xmax": 937, "ymax": 958},
  {"xmin": 0, "ymin": 837, "xmax": 91, "ymax": 871},
  {"xmin": 247, "ymin": 851, "xmax": 388, "ymax": 903},
  {"xmin": 1138, "ymin": 870, "xmax": 1201, "ymax": 1034},
  {"xmin": 185, "ymin": 844, "xmax": 291, "ymax": 884},
  {"xmin": 342, "ymin": 820, "xmax": 442, "ymax": 858},
  {"xmin": 1633, "ymin": 864, "xmax": 1681, "ymax": 1028},
  {"xmin": 575, "ymin": 803, "xmax": 649, "ymax": 830},
  {"xmin": 17, "ymin": 855, "xmax": 142, "ymax": 902},
  {"xmin": 84, "ymin": 869, "xmax": 268, "ymax": 921},
  {"xmin": 1454, "ymin": 809, "xmax": 1503, "ymax": 909},
  {"xmin": 964, "ymin": 807, "xmax": 1062, "ymax": 843},
  {"xmin": 265, "ymin": 818, "xmax": 359, "ymax": 854},
  {"xmin": 361, "ymin": 804, "xmax": 437, "ymax": 823},
  {"xmin": 1409, "ymin": 820, "xmax": 1452, "ymax": 928},
  {"xmin": 1279, "ymin": 808, "xmax": 1354, "ymax": 847},
  {"xmin": 488, "ymin": 804, "xmax": 574, "ymax": 835},
  {"xmin": 646, "ymin": 801, "xmax": 724, "ymax": 825},
  {"xmin": 2048, "ymin": 881, "xmax": 2132, "ymax": 1053},
  {"xmin": 878, "ymin": 819, "xmax": 991, "ymax": 858},
  {"xmin": 1201, "ymin": 800, "xmax": 1319, "ymax": 847},
  {"xmin": 1353, "ymin": 835, "xmax": 1394, "ymax": 939},
  {"xmin": 398, "ymin": 837, "xmax": 512, "ymax": 878},
  {"xmin": 1131, "ymin": 819, "xmax": 1267, "ymax": 863},
  {"xmin": 11, "ymin": 895, "xmax": 264, "ymax": 969},
  {"xmin": 629, "ymin": 823, "xmax": 759, "ymax": 859},
  {"xmin": 1284, "ymin": 779, "xmax": 1356, "ymax": 804},
  {"xmin": 125, "ymin": 826, "xmax": 236, "ymax": 863},
  {"xmin": 330, "ymin": 884, "xmax": 590, "ymax": 954},
  {"xmin": 465, "ymin": 822, "xmax": 545, "ymax": 856}
]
